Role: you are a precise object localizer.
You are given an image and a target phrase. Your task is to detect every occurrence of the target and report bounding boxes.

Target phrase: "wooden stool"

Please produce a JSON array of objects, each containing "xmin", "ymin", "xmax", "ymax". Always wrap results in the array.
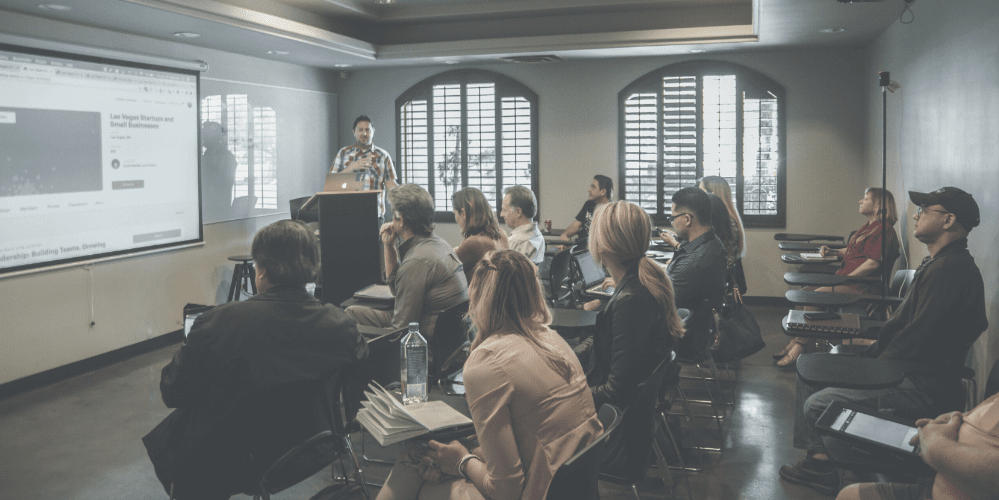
[{"xmin": 227, "ymin": 255, "xmax": 257, "ymax": 302}]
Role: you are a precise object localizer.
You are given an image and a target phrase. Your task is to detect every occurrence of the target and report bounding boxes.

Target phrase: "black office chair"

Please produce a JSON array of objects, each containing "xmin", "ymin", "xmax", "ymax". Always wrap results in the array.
[
  {"xmin": 548, "ymin": 246, "xmax": 577, "ymax": 307},
  {"xmin": 599, "ymin": 351, "xmax": 692, "ymax": 500},
  {"xmin": 318, "ymin": 368, "xmax": 374, "ymax": 499},
  {"xmin": 429, "ymin": 301, "xmax": 470, "ymax": 379},
  {"xmin": 546, "ymin": 403, "xmax": 623, "ymax": 500}
]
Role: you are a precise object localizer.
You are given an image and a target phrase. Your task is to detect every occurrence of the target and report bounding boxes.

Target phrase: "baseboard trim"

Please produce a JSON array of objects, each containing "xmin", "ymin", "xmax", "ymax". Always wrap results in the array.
[
  {"xmin": 0, "ymin": 330, "xmax": 183, "ymax": 401},
  {"xmin": 741, "ymin": 296, "xmax": 790, "ymax": 307}
]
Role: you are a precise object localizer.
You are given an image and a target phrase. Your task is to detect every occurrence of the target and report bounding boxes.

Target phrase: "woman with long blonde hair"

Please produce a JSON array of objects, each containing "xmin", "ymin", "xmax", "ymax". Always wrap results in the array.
[
  {"xmin": 699, "ymin": 176, "xmax": 748, "ymax": 295},
  {"xmin": 575, "ymin": 200, "xmax": 685, "ymax": 476},
  {"xmin": 376, "ymin": 250, "xmax": 602, "ymax": 500}
]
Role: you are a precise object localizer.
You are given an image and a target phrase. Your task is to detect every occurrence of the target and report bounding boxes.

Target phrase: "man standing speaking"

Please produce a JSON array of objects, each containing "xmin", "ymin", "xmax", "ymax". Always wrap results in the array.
[{"xmin": 331, "ymin": 115, "xmax": 398, "ymax": 221}]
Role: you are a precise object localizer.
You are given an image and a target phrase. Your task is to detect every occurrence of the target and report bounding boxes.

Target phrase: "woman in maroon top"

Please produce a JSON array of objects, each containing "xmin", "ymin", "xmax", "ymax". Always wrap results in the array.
[
  {"xmin": 774, "ymin": 188, "xmax": 900, "ymax": 367},
  {"xmin": 452, "ymin": 187, "xmax": 508, "ymax": 283}
]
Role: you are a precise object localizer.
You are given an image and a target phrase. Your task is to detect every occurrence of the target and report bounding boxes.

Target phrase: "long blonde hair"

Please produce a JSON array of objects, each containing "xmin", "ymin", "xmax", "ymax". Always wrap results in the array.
[
  {"xmin": 588, "ymin": 201, "xmax": 685, "ymax": 339},
  {"xmin": 700, "ymin": 176, "xmax": 746, "ymax": 258},
  {"xmin": 468, "ymin": 250, "xmax": 572, "ymax": 379}
]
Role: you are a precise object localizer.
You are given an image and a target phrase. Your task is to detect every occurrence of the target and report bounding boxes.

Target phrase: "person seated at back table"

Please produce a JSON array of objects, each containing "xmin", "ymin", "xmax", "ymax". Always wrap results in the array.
[
  {"xmin": 558, "ymin": 174, "xmax": 613, "ymax": 250},
  {"xmin": 375, "ymin": 250, "xmax": 603, "ymax": 500},
  {"xmin": 500, "ymin": 185, "xmax": 545, "ymax": 265},
  {"xmin": 347, "ymin": 184, "xmax": 468, "ymax": 339},
  {"xmin": 143, "ymin": 220, "xmax": 368, "ymax": 500},
  {"xmin": 836, "ymin": 392, "xmax": 999, "ymax": 500},
  {"xmin": 451, "ymin": 187, "xmax": 508, "ymax": 283},
  {"xmin": 773, "ymin": 187, "xmax": 901, "ymax": 367},
  {"xmin": 574, "ymin": 200, "xmax": 686, "ymax": 477},
  {"xmin": 779, "ymin": 187, "xmax": 988, "ymax": 497}
]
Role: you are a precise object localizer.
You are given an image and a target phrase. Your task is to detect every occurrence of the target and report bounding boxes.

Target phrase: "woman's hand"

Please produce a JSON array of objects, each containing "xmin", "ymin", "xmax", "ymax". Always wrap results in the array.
[
  {"xmin": 910, "ymin": 411, "xmax": 963, "ymax": 459},
  {"xmin": 427, "ymin": 439, "xmax": 471, "ymax": 477}
]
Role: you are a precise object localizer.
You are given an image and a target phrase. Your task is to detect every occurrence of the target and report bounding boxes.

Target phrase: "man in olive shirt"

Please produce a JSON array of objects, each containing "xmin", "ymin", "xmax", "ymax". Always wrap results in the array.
[{"xmin": 780, "ymin": 187, "xmax": 988, "ymax": 496}]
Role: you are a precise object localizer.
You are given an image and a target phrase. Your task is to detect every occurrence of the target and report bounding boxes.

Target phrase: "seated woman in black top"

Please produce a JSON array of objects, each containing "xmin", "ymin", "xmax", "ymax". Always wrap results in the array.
[{"xmin": 574, "ymin": 200, "xmax": 686, "ymax": 476}]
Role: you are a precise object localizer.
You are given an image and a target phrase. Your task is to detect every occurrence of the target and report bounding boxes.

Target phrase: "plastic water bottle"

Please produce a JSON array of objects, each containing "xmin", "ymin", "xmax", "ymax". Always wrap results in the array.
[{"xmin": 400, "ymin": 322, "xmax": 428, "ymax": 404}]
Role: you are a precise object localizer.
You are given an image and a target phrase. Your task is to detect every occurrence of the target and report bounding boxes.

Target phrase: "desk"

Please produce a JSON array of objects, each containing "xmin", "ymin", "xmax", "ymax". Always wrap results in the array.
[
  {"xmin": 550, "ymin": 308, "xmax": 598, "ymax": 328},
  {"xmin": 778, "ymin": 242, "xmax": 846, "ymax": 251},
  {"xmin": 774, "ymin": 233, "xmax": 845, "ymax": 242},
  {"xmin": 796, "ymin": 353, "xmax": 909, "ymax": 390},
  {"xmin": 783, "ymin": 273, "xmax": 881, "ymax": 288},
  {"xmin": 781, "ymin": 314, "xmax": 882, "ymax": 340},
  {"xmin": 785, "ymin": 289, "xmax": 862, "ymax": 308},
  {"xmin": 781, "ymin": 253, "xmax": 842, "ymax": 265}
]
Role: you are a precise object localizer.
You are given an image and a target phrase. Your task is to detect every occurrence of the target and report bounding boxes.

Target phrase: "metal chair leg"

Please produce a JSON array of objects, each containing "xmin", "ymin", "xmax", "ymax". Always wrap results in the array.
[
  {"xmin": 671, "ymin": 384, "xmax": 720, "ymax": 455},
  {"xmin": 342, "ymin": 434, "xmax": 375, "ymax": 497}
]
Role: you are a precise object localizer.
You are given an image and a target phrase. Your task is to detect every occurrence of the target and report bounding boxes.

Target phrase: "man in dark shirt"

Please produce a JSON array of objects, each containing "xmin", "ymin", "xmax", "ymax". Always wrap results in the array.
[
  {"xmin": 665, "ymin": 187, "xmax": 728, "ymax": 357},
  {"xmin": 143, "ymin": 220, "xmax": 368, "ymax": 500},
  {"xmin": 780, "ymin": 187, "xmax": 988, "ymax": 496},
  {"xmin": 560, "ymin": 174, "xmax": 613, "ymax": 247}
]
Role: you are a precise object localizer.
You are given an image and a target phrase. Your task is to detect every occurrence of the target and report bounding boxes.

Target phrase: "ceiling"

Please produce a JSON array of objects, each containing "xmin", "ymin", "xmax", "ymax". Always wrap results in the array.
[{"xmin": 0, "ymin": 0, "xmax": 904, "ymax": 69}]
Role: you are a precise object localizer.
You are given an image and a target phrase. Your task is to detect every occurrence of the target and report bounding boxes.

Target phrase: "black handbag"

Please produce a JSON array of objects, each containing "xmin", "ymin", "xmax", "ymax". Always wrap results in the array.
[{"xmin": 710, "ymin": 302, "xmax": 765, "ymax": 362}]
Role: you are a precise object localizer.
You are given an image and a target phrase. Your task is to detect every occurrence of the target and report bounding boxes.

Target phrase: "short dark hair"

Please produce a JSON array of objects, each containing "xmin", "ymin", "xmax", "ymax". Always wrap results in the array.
[
  {"xmin": 389, "ymin": 184, "xmax": 435, "ymax": 235},
  {"xmin": 353, "ymin": 115, "xmax": 372, "ymax": 130},
  {"xmin": 504, "ymin": 185, "xmax": 537, "ymax": 219},
  {"xmin": 671, "ymin": 187, "xmax": 711, "ymax": 227},
  {"xmin": 594, "ymin": 175, "xmax": 613, "ymax": 200},
  {"xmin": 251, "ymin": 220, "xmax": 320, "ymax": 286}
]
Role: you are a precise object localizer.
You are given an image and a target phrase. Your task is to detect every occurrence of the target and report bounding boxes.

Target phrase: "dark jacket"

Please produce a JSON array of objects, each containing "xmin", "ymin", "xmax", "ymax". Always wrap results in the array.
[
  {"xmin": 142, "ymin": 285, "xmax": 368, "ymax": 497},
  {"xmin": 575, "ymin": 266, "xmax": 674, "ymax": 476},
  {"xmin": 863, "ymin": 237, "xmax": 988, "ymax": 412}
]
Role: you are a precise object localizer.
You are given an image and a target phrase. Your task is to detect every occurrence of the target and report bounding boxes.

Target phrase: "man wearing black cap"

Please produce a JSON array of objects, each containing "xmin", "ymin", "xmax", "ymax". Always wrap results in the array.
[{"xmin": 779, "ymin": 187, "xmax": 988, "ymax": 496}]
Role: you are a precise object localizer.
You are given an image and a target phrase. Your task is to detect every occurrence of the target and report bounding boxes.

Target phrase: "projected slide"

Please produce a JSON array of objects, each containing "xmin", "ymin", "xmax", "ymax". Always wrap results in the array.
[{"xmin": 0, "ymin": 44, "xmax": 202, "ymax": 275}]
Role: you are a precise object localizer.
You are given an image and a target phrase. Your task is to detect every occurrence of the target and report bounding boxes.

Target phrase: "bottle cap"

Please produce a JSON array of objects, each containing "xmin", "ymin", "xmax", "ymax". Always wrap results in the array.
[{"xmin": 408, "ymin": 322, "xmax": 419, "ymax": 330}]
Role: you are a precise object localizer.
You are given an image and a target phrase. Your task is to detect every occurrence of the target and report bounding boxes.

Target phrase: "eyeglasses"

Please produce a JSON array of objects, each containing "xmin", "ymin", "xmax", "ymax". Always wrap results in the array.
[
  {"xmin": 666, "ymin": 213, "xmax": 690, "ymax": 223},
  {"xmin": 916, "ymin": 206, "xmax": 949, "ymax": 216}
]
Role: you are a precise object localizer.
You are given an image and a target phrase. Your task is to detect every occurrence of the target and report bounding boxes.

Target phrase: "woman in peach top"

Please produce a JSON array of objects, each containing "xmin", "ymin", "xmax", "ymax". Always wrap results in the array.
[
  {"xmin": 375, "ymin": 250, "xmax": 603, "ymax": 500},
  {"xmin": 836, "ymin": 392, "xmax": 999, "ymax": 500}
]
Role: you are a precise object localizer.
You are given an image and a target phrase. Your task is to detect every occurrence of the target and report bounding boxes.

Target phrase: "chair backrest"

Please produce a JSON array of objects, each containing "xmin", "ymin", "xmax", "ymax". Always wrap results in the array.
[
  {"xmin": 258, "ymin": 431, "xmax": 339, "ymax": 496},
  {"xmin": 897, "ymin": 269, "xmax": 916, "ymax": 297},
  {"xmin": 548, "ymin": 247, "xmax": 575, "ymax": 304},
  {"xmin": 546, "ymin": 404, "xmax": 622, "ymax": 500},
  {"xmin": 429, "ymin": 301, "xmax": 470, "ymax": 377}
]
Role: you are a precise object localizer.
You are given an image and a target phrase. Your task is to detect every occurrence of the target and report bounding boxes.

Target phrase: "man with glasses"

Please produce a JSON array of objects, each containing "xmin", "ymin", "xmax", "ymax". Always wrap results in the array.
[
  {"xmin": 780, "ymin": 187, "xmax": 988, "ymax": 496},
  {"xmin": 665, "ymin": 187, "xmax": 728, "ymax": 353}
]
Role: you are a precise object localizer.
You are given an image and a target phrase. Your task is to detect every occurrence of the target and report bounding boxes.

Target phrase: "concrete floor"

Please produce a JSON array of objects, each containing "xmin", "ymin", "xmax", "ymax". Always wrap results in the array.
[{"xmin": 0, "ymin": 305, "xmax": 842, "ymax": 499}]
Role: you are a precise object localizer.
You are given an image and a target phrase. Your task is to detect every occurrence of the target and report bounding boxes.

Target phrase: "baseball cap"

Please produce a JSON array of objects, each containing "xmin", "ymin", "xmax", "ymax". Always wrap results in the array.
[{"xmin": 909, "ymin": 187, "xmax": 980, "ymax": 231}]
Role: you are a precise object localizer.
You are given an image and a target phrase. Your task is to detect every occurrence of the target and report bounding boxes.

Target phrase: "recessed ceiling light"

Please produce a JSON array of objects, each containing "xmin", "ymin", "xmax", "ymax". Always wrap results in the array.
[
  {"xmin": 37, "ymin": 4, "xmax": 71, "ymax": 11},
  {"xmin": 334, "ymin": 64, "xmax": 352, "ymax": 68},
  {"xmin": 173, "ymin": 32, "xmax": 202, "ymax": 38},
  {"xmin": 819, "ymin": 28, "xmax": 846, "ymax": 33},
  {"xmin": 267, "ymin": 50, "xmax": 290, "ymax": 55},
  {"xmin": 444, "ymin": 60, "xmax": 459, "ymax": 65},
  {"xmin": 687, "ymin": 49, "xmax": 707, "ymax": 53}
]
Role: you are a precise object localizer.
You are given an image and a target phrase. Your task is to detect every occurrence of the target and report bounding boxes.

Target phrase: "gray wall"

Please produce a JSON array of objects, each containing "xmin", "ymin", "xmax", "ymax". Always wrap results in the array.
[
  {"xmin": 0, "ymin": 12, "xmax": 338, "ymax": 385},
  {"xmin": 863, "ymin": 0, "xmax": 999, "ymax": 392},
  {"xmin": 338, "ymin": 49, "xmax": 872, "ymax": 298}
]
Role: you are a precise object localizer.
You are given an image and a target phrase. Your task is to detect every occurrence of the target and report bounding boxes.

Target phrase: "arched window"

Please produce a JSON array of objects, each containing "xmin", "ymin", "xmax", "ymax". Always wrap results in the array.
[
  {"xmin": 397, "ymin": 70, "xmax": 539, "ymax": 221},
  {"xmin": 619, "ymin": 61, "xmax": 786, "ymax": 227}
]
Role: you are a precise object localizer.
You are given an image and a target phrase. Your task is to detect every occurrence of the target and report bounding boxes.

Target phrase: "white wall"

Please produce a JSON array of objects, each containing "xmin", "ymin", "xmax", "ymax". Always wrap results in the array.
[
  {"xmin": 863, "ymin": 0, "xmax": 999, "ymax": 391},
  {"xmin": 338, "ymin": 49, "xmax": 872, "ymax": 297},
  {"xmin": 0, "ymin": 12, "xmax": 339, "ymax": 385}
]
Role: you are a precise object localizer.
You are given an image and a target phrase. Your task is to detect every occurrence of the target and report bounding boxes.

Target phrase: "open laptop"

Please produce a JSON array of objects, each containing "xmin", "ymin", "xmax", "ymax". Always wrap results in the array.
[
  {"xmin": 575, "ymin": 250, "xmax": 614, "ymax": 297},
  {"xmin": 323, "ymin": 170, "xmax": 367, "ymax": 192}
]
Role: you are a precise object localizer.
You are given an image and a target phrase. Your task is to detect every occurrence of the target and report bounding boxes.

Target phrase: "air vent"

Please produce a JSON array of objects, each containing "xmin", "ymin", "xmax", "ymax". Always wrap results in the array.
[{"xmin": 501, "ymin": 55, "xmax": 564, "ymax": 64}]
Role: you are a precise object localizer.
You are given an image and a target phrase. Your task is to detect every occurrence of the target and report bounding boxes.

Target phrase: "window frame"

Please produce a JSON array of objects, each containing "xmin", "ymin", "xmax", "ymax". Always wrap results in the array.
[
  {"xmin": 395, "ymin": 69, "xmax": 540, "ymax": 223},
  {"xmin": 617, "ymin": 60, "xmax": 787, "ymax": 227}
]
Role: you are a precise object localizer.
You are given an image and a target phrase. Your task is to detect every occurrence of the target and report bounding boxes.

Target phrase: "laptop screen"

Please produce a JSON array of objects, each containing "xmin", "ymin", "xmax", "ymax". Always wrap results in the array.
[{"xmin": 574, "ymin": 251, "xmax": 607, "ymax": 287}]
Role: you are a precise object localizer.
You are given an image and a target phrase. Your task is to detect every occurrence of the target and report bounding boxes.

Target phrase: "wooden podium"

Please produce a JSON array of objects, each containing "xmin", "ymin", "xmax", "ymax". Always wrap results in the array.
[{"xmin": 303, "ymin": 191, "xmax": 381, "ymax": 306}]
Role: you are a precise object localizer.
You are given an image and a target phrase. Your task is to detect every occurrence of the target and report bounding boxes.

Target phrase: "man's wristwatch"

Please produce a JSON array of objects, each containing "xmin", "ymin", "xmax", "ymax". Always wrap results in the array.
[{"xmin": 457, "ymin": 454, "xmax": 482, "ymax": 480}]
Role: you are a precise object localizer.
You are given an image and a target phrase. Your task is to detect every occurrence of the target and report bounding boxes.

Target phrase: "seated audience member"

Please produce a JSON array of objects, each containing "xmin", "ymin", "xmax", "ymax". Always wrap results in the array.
[
  {"xmin": 500, "ymin": 185, "xmax": 545, "ymax": 265},
  {"xmin": 836, "ymin": 393, "xmax": 999, "ymax": 500},
  {"xmin": 780, "ymin": 187, "xmax": 988, "ymax": 496},
  {"xmin": 706, "ymin": 193, "xmax": 738, "ymax": 273},
  {"xmin": 143, "ymin": 220, "xmax": 368, "ymax": 500},
  {"xmin": 774, "ymin": 187, "xmax": 901, "ymax": 367},
  {"xmin": 698, "ymin": 176, "xmax": 747, "ymax": 294},
  {"xmin": 376, "ymin": 250, "xmax": 603, "ymax": 500},
  {"xmin": 665, "ymin": 187, "xmax": 728, "ymax": 352},
  {"xmin": 451, "ymin": 187, "xmax": 508, "ymax": 282},
  {"xmin": 347, "ymin": 184, "xmax": 468, "ymax": 338},
  {"xmin": 559, "ymin": 174, "xmax": 613, "ymax": 249},
  {"xmin": 574, "ymin": 201, "xmax": 686, "ymax": 477}
]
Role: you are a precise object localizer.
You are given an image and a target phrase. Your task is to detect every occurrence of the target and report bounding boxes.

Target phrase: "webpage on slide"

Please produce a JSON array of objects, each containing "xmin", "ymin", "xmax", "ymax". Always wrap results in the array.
[{"xmin": 0, "ymin": 47, "xmax": 201, "ymax": 270}]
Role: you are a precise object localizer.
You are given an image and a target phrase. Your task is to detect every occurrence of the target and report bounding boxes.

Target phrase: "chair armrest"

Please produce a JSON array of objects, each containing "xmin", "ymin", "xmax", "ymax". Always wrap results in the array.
[
  {"xmin": 796, "ymin": 353, "xmax": 907, "ymax": 390},
  {"xmin": 785, "ymin": 290, "xmax": 862, "ymax": 307}
]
